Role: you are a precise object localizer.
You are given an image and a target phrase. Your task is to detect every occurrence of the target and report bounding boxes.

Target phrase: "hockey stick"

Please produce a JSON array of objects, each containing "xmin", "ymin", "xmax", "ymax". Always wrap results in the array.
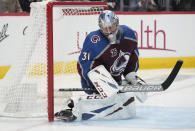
[{"xmin": 59, "ymin": 60, "xmax": 183, "ymax": 92}]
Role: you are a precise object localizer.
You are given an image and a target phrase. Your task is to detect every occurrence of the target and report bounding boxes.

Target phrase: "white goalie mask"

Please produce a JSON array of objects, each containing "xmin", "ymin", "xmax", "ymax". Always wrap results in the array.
[{"xmin": 98, "ymin": 10, "xmax": 119, "ymax": 44}]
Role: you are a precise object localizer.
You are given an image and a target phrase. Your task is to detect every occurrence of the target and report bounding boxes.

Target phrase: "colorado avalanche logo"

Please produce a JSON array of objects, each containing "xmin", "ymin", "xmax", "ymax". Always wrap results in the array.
[
  {"xmin": 91, "ymin": 35, "xmax": 100, "ymax": 43},
  {"xmin": 110, "ymin": 51, "xmax": 131, "ymax": 76}
]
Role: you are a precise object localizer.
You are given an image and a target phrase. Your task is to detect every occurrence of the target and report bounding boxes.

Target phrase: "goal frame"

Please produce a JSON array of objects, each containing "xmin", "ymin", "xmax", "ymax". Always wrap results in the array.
[{"xmin": 46, "ymin": 1, "xmax": 107, "ymax": 122}]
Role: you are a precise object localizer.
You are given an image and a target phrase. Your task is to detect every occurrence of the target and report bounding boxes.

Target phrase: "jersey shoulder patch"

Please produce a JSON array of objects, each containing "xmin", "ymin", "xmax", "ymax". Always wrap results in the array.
[
  {"xmin": 91, "ymin": 35, "xmax": 100, "ymax": 43},
  {"xmin": 88, "ymin": 30, "xmax": 103, "ymax": 44}
]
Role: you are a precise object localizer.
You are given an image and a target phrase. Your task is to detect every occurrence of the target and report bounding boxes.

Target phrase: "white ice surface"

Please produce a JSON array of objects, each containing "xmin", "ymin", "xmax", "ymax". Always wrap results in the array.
[{"xmin": 1, "ymin": 68, "xmax": 195, "ymax": 131}]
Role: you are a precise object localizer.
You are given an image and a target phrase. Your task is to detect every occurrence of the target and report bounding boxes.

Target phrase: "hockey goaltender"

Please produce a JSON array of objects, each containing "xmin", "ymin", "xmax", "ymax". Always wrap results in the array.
[{"xmin": 55, "ymin": 10, "xmax": 183, "ymax": 122}]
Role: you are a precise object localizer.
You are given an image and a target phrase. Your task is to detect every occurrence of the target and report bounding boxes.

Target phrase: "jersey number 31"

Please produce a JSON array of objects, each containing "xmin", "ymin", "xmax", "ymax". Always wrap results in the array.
[{"xmin": 82, "ymin": 52, "xmax": 90, "ymax": 61}]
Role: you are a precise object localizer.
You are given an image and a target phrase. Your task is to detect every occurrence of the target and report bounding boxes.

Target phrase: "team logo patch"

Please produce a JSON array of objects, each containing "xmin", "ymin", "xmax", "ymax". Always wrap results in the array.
[
  {"xmin": 110, "ymin": 50, "xmax": 131, "ymax": 76},
  {"xmin": 91, "ymin": 35, "xmax": 100, "ymax": 43}
]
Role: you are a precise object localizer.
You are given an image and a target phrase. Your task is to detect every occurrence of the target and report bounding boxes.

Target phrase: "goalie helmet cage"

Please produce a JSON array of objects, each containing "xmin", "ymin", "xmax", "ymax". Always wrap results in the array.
[{"xmin": 0, "ymin": 1, "xmax": 107, "ymax": 122}]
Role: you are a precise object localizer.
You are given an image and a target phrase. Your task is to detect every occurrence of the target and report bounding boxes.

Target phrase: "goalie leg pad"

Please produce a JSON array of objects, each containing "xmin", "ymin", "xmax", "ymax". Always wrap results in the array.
[{"xmin": 72, "ymin": 92, "xmax": 136, "ymax": 121}]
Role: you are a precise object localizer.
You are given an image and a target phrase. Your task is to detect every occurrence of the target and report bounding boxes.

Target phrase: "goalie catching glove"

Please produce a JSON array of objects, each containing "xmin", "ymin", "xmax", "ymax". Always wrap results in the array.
[{"xmin": 122, "ymin": 72, "xmax": 148, "ymax": 103}]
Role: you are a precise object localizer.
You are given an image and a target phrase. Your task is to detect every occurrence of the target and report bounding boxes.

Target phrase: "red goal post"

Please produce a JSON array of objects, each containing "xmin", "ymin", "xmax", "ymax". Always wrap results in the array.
[{"xmin": 46, "ymin": 1, "xmax": 107, "ymax": 122}]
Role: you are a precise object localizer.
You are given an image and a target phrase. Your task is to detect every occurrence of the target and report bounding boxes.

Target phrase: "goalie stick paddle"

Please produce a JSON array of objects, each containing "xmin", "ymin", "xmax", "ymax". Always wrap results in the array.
[{"xmin": 59, "ymin": 60, "xmax": 183, "ymax": 92}]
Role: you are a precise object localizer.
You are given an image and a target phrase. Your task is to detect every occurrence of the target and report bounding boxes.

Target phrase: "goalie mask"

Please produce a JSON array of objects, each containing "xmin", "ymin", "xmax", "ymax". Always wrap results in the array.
[{"xmin": 98, "ymin": 10, "xmax": 119, "ymax": 44}]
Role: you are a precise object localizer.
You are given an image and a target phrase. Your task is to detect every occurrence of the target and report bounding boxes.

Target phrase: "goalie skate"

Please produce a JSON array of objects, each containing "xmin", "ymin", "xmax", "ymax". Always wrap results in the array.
[{"xmin": 54, "ymin": 109, "xmax": 77, "ymax": 122}]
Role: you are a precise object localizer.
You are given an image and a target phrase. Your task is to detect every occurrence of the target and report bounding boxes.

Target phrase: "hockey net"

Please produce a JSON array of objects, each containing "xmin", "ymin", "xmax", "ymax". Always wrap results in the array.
[{"xmin": 0, "ymin": 1, "xmax": 107, "ymax": 121}]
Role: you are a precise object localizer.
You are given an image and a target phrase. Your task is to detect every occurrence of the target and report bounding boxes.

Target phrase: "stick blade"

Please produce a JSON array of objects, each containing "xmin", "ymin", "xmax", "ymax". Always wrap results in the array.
[{"xmin": 161, "ymin": 60, "xmax": 183, "ymax": 90}]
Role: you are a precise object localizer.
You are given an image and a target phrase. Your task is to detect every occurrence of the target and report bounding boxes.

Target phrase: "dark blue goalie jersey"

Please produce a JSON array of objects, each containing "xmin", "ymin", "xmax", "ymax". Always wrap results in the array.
[{"xmin": 77, "ymin": 25, "xmax": 139, "ymax": 94}]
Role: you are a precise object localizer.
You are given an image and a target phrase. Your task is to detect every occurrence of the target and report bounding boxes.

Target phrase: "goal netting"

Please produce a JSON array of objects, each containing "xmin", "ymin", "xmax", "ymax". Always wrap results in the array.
[{"xmin": 0, "ymin": 1, "xmax": 107, "ymax": 121}]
